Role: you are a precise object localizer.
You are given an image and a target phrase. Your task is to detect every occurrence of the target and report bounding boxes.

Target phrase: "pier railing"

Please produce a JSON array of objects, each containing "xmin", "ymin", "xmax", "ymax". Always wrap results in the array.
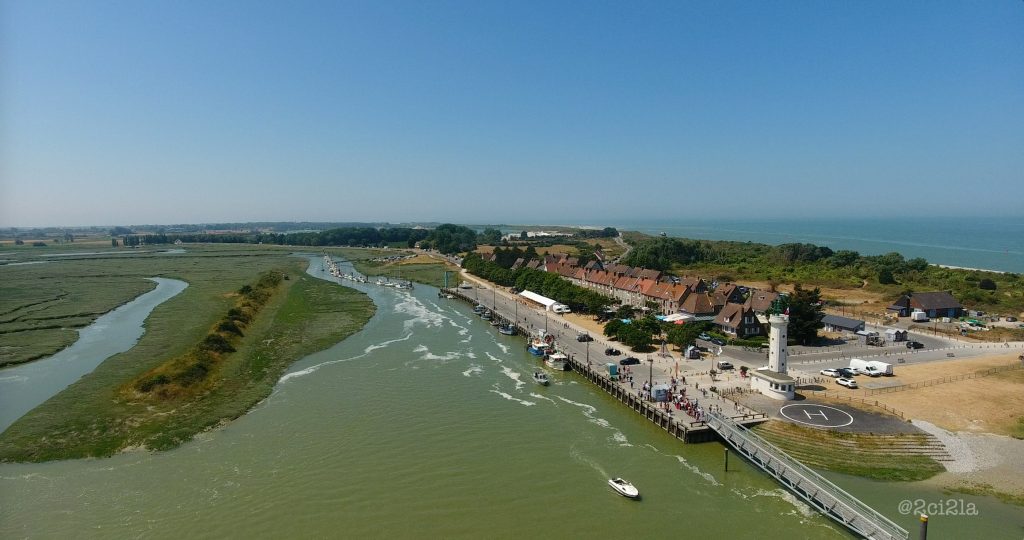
[{"xmin": 705, "ymin": 411, "xmax": 908, "ymax": 540}]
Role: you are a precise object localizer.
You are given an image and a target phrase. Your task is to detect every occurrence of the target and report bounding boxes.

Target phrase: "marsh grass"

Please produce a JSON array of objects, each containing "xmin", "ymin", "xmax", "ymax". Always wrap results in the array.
[{"xmin": 0, "ymin": 247, "xmax": 374, "ymax": 461}]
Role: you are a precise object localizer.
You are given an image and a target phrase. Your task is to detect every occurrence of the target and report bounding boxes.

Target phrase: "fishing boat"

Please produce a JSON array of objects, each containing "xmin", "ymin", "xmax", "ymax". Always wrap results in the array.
[
  {"xmin": 473, "ymin": 304, "xmax": 487, "ymax": 315},
  {"xmin": 608, "ymin": 478, "xmax": 639, "ymax": 499},
  {"xmin": 544, "ymin": 351, "xmax": 569, "ymax": 371},
  {"xmin": 527, "ymin": 331, "xmax": 554, "ymax": 356},
  {"xmin": 481, "ymin": 311, "xmax": 493, "ymax": 321},
  {"xmin": 498, "ymin": 324, "xmax": 516, "ymax": 336},
  {"xmin": 533, "ymin": 371, "xmax": 550, "ymax": 386}
]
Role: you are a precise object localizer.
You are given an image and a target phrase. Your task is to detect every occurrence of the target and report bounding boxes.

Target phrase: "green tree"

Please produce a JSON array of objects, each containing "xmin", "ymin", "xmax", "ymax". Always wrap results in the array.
[
  {"xmin": 878, "ymin": 268, "xmax": 896, "ymax": 285},
  {"xmin": 479, "ymin": 228, "xmax": 503, "ymax": 245},
  {"xmin": 829, "ymin": 250, "xmax": 860, "ymax": 268},
  {"xmin": 603, "ymin": 319, "xmax": 625, "ymax": 339},
  {"xmin": 618, "ymin": 324, "xmax": 653, "ymax": 350},
  {"xmin": 615, "ymin": 305, "xmax": 637, "ymax": 319},
  {"xmin": 667, "ymin": 322, "xmax": 706, "ymax": 350},
  {"xmin": 788, "ymin": 284, "xmax": 825, "ymax": 345},
  {"xmin": 978, "ymin": 278, "xmax": 997, "ymax": 290}
]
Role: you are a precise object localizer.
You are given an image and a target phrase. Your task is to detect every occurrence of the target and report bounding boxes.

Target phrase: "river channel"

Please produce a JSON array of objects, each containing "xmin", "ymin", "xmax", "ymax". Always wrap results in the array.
[
  {"xmin": 0, "ymin": 258, "xmax": 1018, "ymax": 539},
  {"xmin": 0, "ymin": 277, "xmax": 188, "ymax": 431}
]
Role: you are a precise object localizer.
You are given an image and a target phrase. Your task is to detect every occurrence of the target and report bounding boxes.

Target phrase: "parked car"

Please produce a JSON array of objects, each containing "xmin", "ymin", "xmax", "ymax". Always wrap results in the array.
[
  {"xmin": 698, "ymin": 333, "xmax": 711, "ymax": 341},
  {"xmin": 604, "ymin": 348, "xmax": 621, "ymax": 356},
  {"xmin": 709, "ymin": 337, "xmax": 726, "ymax": 346},
  {"xmin": 820, "ymin": 368, "xmax": 840, "ymax": 377},
  {"xmin": 619, "ymin": 357, "xmax": 641, "ymax": 366},
  {"xmin": 906, "ymin": 341, "xmax": 924, "ymax": 349},
  {"xmin": 576, "ymin": 333, "xmax": 594, "ymax": 342},
  {"xmin": 716, "ymin": 361, "xmax": 734, "ymax": 370},
  {"xmin": 837, "ymin": 368, "xmax": 856, "ymax": 378},
  {"xmin": 836, "ymin": 377, "xmax": 858, "ymax": 389},
  {"xmin": 1004, "ymin": 316, "xmax": 1017, "ymax": 322}
]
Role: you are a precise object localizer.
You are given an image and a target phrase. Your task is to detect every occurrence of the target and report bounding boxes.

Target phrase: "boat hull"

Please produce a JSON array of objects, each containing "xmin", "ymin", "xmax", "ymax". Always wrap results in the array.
[{"xmin": 608, "ymin": 478, "xmax": 639, "ymax": 499}]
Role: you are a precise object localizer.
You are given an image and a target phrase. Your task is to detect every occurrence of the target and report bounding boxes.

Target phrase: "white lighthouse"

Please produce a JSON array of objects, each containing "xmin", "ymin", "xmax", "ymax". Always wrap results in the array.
[
  {"xmin": 750, "ymin": 313, "xmax": 796, "ymax": 400},
  {"xmin": 767, "ymin": 314, "xmax": 789, "ymax": 374}
]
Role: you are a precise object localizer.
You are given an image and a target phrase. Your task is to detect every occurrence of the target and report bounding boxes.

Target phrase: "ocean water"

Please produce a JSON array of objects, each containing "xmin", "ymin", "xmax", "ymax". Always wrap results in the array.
[{"xmin": 604, "ymin": 217, "xmax": 1024, "ymax": 274}]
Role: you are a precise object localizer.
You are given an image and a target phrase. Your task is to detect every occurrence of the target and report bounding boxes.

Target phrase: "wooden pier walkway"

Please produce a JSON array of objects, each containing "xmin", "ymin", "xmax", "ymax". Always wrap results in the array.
[{"xmin": 705, "ymin": 410, "xmax": 909, "ymax": 540}]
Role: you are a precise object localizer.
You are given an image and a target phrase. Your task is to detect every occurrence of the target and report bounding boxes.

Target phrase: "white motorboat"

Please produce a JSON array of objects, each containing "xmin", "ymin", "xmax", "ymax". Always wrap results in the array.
[
  {"xmin": 608, "ymin": 478, "xmax": 639, "ymax": 499},
  {"xmin": 544, "ymin": 351, "xmax": 569, "ymax": 371},
  {"xmin": 533, "ymin": 371, "xmax": 550, "ymax": 386}
]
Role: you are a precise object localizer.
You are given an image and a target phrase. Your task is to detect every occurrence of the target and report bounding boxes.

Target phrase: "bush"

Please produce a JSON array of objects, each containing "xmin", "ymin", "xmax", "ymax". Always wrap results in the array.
[
  {"xmin": 217, "ymin": 320, "xmax": 244, "ymax": 336},
  {"xmin": 200, "ymin": 333, "xmax": 236, "ymax": 354},
  {"xmin": 136, "ymin": 374, "xmax": 170, "ymax": 392},
  {"xmin": 979, "ymin": 278, "xmax": 997, "ymax": 290}
]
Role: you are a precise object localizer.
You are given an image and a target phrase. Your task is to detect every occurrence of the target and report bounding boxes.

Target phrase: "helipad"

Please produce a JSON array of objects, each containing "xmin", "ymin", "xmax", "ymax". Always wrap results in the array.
[{"xmin": 779, "ymin": 404, "xmax": 854, "ymax": 428}]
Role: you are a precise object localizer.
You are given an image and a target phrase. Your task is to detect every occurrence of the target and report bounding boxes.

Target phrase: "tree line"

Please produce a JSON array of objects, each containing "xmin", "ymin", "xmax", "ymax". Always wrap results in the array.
[
  {"xmin": 621, "ymin": 235, "xmax": 1022, "ymax": 314},
  {"xmin": 461, "ymin": 253, "xmax": 614, "ymax": 314}
]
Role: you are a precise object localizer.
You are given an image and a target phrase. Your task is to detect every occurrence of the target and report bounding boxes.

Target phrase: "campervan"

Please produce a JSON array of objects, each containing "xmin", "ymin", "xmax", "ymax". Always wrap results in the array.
[
  {"xmin": 911, "ymin": 310, "xmax": 929, "ymax": 322},
  {"xmin": 552, "ymin": 303, "xmax": 572, "ymax": 314}
]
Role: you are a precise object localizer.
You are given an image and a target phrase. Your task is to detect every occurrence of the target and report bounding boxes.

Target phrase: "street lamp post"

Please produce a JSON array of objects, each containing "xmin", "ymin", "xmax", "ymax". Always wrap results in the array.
[{"xmin": 647, "ymin": 355, "xmax": 654, "ymax": 401}]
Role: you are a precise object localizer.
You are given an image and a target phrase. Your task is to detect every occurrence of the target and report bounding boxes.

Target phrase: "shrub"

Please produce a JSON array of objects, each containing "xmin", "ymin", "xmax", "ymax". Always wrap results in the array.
[
  {"xmin": 200, "ymin": 333, "xmax": 235, "ymax": 354},
  {"xmin": 217, "ymin": 320, "xmax": 244, "ymax": 336},
  {"xmin": 136, "ymin": 374, "xmax": 170, "ymax": 392}
]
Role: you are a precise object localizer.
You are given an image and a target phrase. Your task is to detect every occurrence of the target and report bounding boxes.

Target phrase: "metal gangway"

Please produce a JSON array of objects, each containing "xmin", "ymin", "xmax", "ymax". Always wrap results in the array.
[{"xmin": 704, "ymin": 411, "xmax": 908, "ymax": 540}]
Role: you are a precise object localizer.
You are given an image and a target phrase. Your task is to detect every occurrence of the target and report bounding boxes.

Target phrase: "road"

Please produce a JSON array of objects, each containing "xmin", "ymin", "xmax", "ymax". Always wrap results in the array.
[{"xmin": 452, "ymin": 270, "xmax": 765, "ymax": 422}]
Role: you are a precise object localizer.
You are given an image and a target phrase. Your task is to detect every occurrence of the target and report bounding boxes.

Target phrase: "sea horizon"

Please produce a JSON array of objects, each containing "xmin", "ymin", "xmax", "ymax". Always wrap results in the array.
[{"xmin": 578, "ymin": 216, "xmax": 1024, "ymax": 274}]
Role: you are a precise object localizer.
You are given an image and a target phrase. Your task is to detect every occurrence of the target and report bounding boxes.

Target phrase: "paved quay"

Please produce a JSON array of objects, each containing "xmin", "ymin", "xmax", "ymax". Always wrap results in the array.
[{"xmin": 445, "ymin": 272, "xmax": 768, "ymax": 442}]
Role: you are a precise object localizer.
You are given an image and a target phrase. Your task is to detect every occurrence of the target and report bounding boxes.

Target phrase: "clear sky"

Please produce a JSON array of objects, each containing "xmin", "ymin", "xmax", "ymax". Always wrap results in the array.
[{"xmin": 2, "ymin": 1, "xmax": 1022, "ymax": 227}]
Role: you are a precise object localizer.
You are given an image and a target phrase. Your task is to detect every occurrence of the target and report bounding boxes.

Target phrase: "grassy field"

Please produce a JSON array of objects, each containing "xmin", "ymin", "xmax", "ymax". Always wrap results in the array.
[
  {"xmin": 0, "ymin": 259, "xmax": 159, "ymax": 366},
  {"xmin": 0, "ymin": 246, "xmax": 374, "ymax": 461},
  {"xmin": 328, "ymin": 247, "xmax": 458, "ymax": 288},
  {"xmin": 752, "ymin": 420, "xmax": 946, "ymax": 482}
]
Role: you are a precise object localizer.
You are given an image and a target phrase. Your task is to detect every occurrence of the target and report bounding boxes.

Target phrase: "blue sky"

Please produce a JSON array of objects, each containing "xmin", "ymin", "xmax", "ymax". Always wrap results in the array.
[{"xmin": 2, "ymin": 1, "xmax": 1022, "ymax": 227}]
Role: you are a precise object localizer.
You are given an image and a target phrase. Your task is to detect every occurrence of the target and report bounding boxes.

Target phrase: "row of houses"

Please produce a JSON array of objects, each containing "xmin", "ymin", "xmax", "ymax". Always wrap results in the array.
[
  {"xmin": 480, "ymin": 252, "xmax": 965, "ymax": 340},
  {"xmin": 488, "ymin": 252, "xmax": 783, "ymax": 338}
]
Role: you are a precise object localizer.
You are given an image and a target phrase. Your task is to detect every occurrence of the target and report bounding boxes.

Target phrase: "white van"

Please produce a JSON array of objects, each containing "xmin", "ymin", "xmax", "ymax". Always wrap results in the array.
[{"xmin": 552, "ymin": 303, "xmax": 571, "ymax": 314}]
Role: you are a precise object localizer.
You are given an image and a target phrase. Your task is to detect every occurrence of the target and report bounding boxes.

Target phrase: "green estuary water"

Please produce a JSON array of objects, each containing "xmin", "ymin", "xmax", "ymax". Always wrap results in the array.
[{"xmin": 0, "ymin": 259, "xmax": 1019, "ymax": 539}]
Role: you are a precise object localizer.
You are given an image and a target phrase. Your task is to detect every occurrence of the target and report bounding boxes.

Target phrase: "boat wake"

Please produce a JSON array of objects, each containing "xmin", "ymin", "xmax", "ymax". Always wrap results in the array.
[
  {"xmin": 528, "ymin": 392, "xmax": 556, "ymax": 403},
  {"xmin": 671, "ymin": 454, "xmax": 720, "ymax": 486},
  {"xmin": 279, "ymin": 354, "xmax": 363, "ymax": 383},
  {"xmin": 462, "ymin": 365, "xmax": 483, "ymax": 377},
  {"xmin": 415, "ymin": 347, "xmax": 463, "ymax": 363},
  {"xmin": 556, "ymin": 396, "xmax": 629, "ymax": 445},
  {"xmin": 394, "ymin": 293, "xmax": 445, "ymax": 331},
  {"xmin": 489, "ymin": 385, "xmax": 535, "ymax": 407},
  {"xmin": 280, "ymin": 332, "xmax": 412, "ymax": 383},
  {"xmin": 364, "ymin": 332, "xmax": 413, "ymax": 354},
  {"xmin": 500, "ymin": 366, "xmax": 524, "ymax": 390},
  {"xmin": 732, "ymin": 487, "xmax": 818, "ymax": 520},
  {"xmin": 569, "ymin": 444, "xmax": 607, "ymax": 478}
]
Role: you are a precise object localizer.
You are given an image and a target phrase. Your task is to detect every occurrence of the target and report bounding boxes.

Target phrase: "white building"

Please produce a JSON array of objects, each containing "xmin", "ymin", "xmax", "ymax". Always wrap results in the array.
[{"xmin": 749, "ymin": 314, "xmax": 796, "ymax": 400}]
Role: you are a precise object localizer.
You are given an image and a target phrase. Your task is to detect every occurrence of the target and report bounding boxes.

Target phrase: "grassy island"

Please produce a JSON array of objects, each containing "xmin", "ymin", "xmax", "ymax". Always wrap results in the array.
[{"xmin": 0, "ymin": 247, "xmax": 374, "ymax": 462}]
